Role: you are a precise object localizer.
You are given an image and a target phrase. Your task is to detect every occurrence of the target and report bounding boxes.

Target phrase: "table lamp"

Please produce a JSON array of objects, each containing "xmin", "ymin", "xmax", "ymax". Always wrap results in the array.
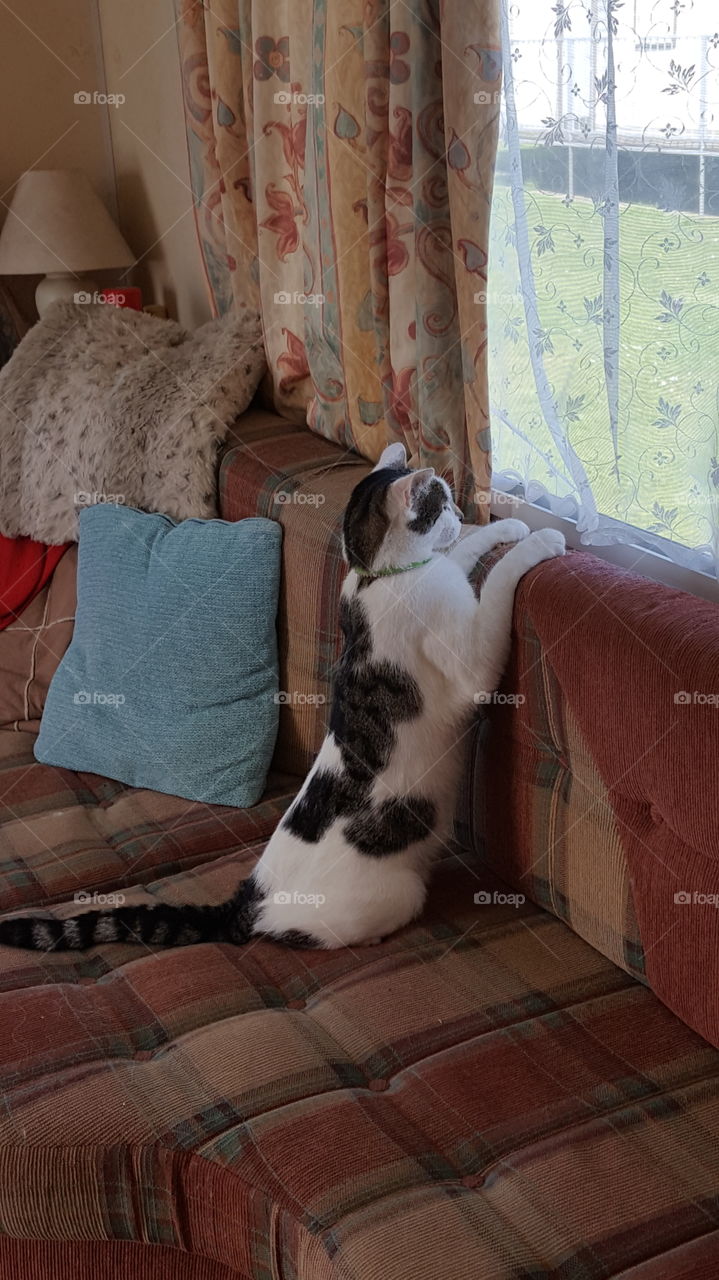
[{"xmin": 0, "ymin": 169, "xmax": 135, "ymax": 316}]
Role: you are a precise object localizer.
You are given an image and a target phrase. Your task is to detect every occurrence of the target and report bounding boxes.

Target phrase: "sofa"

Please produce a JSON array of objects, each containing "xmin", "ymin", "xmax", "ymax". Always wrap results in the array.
[{"xmin": 0, "ymin": 408, "xmax": 718, "ymax": 1279}]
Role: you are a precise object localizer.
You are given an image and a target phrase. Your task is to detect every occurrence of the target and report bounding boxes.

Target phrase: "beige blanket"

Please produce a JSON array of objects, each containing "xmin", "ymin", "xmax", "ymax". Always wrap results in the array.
[{"xmin": 0, "ymin": 300, "xmax": 266, "ymax": 543}]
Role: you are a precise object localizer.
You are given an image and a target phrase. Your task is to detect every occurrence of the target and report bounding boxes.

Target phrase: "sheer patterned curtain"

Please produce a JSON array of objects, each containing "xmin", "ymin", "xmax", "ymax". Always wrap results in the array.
[{"xmin": 489, "ymin": 0, "xmax": 719, "ymax": 577}]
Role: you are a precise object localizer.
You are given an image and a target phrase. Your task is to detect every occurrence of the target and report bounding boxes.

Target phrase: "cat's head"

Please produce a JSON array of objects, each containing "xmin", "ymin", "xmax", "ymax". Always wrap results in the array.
[{"xmin": 342, "ymin": 443, "xmax": 463, "ymax": 573}]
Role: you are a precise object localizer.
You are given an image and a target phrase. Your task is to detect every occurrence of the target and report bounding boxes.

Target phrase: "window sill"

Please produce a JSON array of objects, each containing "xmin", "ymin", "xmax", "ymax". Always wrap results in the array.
[{"xmin": 489, "ymin": 492, "xmax": 719, "ymax": 604}]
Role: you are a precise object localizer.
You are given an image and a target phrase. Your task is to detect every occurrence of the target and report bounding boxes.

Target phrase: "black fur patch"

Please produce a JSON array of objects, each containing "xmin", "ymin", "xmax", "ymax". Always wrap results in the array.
[
  {"xmin": 330, "ymin": 596, "xmax": 421, "ymax": 774},
  {"xmin": 331, "ymin": 659, "xmax": 422, "ymax": 782},
  {"xmin": 338, "ymin": 595, "xmax": 372, "ymax": 663},
  {"xmin": 285, "ymin": 584, "xmax": 430, "ymax": 853},
  {"xmin": 224, "ymin": 874, "xmax": 262, "ymax": 944},
  {"xmin": 343, "ymin": 465, "xmax": 409, "ymax": 571},
  {"xmin": 283, "ymin": 768, "xmax": 359, "ymax": 843},
  {"xmin": 344, "ymin": 794, "xmax": 437, "ymax": 856},
  {"xmin": 408, "ymin": 478, "xmax": 447, "ymax": 535}
]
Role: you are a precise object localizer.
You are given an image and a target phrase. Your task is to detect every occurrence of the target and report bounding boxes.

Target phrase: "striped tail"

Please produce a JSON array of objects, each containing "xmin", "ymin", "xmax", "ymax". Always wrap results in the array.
[{"xmin": 0, "ymin": 880, "xmax": 261, "ymax": 953}]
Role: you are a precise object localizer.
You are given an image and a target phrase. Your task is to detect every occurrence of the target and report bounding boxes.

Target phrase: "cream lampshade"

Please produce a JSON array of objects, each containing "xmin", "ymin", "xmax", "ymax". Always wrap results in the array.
[{"xmin": 0, "ymin": 169, "xmax": 135, "ymax": 316}]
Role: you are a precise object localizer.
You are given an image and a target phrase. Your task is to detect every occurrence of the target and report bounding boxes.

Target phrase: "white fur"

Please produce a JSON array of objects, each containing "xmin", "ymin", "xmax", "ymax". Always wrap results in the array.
[{"xmin": 254, "ymin": 456, "xmax": 565, "ymax": 949}]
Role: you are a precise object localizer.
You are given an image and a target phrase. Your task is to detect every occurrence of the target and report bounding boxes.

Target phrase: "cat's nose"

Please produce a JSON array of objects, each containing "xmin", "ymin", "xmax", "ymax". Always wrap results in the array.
[{"xmin": 453, "ymin": 503, "xmax": 463, "ymax": 521}]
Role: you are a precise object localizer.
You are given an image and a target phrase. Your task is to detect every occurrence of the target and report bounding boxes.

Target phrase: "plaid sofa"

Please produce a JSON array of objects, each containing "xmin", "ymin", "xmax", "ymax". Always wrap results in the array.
[{"xmin": 1, "ymin": 409, "xmax": 719, "ymax": 1279}]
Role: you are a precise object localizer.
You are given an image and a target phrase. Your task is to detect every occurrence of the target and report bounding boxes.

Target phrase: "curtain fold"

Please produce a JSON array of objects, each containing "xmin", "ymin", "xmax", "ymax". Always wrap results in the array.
[{"xmin": 176, "ymin": 0, "xmax": 501, "ymax": 516}]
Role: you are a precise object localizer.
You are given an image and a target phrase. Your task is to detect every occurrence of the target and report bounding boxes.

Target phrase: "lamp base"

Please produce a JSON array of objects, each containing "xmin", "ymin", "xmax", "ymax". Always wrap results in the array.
[{"xmin": 35, "ymin": 273, "xmax": 98, "ymax": 317}]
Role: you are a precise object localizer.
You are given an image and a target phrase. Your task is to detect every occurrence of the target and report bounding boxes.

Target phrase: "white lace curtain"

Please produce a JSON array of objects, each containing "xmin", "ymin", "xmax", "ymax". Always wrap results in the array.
[{"xmin": 489, "ymin": 0, "xmax": 719, "ymax": 578}]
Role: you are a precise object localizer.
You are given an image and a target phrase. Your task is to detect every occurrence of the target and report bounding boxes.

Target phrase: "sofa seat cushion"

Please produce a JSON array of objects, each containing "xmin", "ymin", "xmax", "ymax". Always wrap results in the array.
[
  {"xmin": 2, "ymin": 846, "xmax": 719, "ymax": 1278},
  {"xmin": 0, "ymin": 729, "xmax": 297, "ymax": 913}
]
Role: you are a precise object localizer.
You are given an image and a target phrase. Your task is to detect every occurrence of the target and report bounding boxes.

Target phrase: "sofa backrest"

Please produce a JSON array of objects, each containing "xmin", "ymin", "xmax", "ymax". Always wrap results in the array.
[{"xmin": 220, "ymin": 410, "xmax": 370, "ymax": 777}]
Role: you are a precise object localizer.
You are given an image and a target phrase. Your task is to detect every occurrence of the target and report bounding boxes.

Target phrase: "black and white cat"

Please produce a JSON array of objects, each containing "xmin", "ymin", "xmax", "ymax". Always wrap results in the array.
[{"xmin": 0, "ymin": 444, "xmax": 564, "ymax": 954}]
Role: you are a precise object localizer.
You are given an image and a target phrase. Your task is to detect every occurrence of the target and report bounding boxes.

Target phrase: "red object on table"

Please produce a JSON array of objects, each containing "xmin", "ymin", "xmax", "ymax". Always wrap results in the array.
[
  {"xmin": 97, "ymin": 286, "xmax": 142, "ymax": 311},
  {"xmin": 0, "ymin": 535, "xmax": 71, "ymax": 631}
]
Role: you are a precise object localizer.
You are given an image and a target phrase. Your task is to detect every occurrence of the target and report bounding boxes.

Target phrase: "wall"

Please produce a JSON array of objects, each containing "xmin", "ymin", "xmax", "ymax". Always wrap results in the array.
[
  {"xmin": 0, "ymin": 0, "xmax": 115, "ymax": 318},
  {"xmin": 0, "ymin": 0, "xmax": 211, "ymax": 327},
  {"xmin": 96, "ymin": 0, "xmax": 212, "ymax": 326}
]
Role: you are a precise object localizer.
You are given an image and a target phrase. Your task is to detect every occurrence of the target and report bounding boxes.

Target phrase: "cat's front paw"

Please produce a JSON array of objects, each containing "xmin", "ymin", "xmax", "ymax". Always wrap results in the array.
[
  {"xmin": 523, "ymin": 528, "xmax": 566, "ymax": 565},
  {"xmin": 494, "ymin": 518, "xmax": 530, "ymax": 544}
]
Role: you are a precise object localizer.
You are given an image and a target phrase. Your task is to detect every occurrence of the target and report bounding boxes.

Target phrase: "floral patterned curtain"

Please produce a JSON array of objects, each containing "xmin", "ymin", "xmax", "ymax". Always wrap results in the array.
[
  {"xmin": 489, "ymin": 0, "xmax": 719, "ymax": 576},
  {"xmin": 176, "ymin": 0, "xmax": 502, "ymax": 517}
]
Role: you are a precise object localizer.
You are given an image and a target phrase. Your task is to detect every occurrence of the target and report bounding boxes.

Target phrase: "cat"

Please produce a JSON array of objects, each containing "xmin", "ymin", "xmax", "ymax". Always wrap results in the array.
[{"xmin": 0, "ymin": 444, "xmax": 564, "ymax": 954}]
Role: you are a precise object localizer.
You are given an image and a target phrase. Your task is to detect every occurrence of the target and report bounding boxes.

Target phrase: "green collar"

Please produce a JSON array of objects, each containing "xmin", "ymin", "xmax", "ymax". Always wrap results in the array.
[{"xmin": 354, "ymin": 557, "xmax": 433, "ymax": 579}]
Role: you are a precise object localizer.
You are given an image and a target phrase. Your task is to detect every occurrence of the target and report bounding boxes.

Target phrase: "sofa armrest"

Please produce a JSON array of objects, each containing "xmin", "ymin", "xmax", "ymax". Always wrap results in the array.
[{"xmin": 470, "ymin": 550, "xmax": 719, "ymax": 1047}]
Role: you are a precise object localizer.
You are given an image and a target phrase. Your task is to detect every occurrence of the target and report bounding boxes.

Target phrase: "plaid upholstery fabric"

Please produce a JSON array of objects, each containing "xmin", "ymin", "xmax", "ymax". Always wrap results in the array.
[
  {"xmin": 3, "ymin": 411, "xmax": 719, "ymax": 1275},
  {"xmin": 473, "ymin": 551, "xmax": 719, "ymax": 1050},
  {"xmin": 0, "ymin": 729, "xmax": 296, "ymax": 913},
  {"xmin": 2, "ymin": 843, "xmax": 719, "ymax": 1278},
  {"xmin": 220, "ymin": 410, "xmax": 370, "ymax": 777},
  {"xmin": 465, "ymin": 597, "xmax": 645, "ymax": 984}
]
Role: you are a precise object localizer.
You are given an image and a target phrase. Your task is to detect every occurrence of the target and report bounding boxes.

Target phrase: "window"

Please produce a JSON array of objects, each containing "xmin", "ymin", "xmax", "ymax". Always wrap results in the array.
[{"xmin": 488, "ymin": 0, "xmax": 719, "ymax": 580}]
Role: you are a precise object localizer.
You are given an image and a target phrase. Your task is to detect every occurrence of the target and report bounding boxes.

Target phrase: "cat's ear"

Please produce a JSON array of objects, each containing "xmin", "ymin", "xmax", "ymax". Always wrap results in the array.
[
  {"xmin": 387, "ymin": 468, "xmax": 435, "ymax": 512},
  {"xmin": 373, "ymin": 442, "xmax": 407, "ymax": 472}
]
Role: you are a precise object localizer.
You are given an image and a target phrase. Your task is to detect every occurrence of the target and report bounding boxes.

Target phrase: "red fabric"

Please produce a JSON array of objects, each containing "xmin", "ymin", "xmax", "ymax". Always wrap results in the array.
[
  {"xmin": 0, "ymin": 534, "xmax": 70, "ymax": 630},
  {"xmin": 0, "ymin": 1237, "xmax": 247, "ymax": 1280},
  {"xmin": 514, "ymin": 552, "xmax": 719, "ymax": 1047}
]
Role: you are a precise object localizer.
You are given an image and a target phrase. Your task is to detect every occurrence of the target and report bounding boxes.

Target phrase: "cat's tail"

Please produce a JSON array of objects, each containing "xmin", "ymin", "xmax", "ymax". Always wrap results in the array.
[{"xmin": 0, "ymin": 879, "xmax": 260, "ymax": 953}]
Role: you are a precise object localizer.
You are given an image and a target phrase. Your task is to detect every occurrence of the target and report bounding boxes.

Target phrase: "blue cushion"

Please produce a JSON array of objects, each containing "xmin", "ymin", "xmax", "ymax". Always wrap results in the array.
[{"xmin": 35, "ymin": 505, "xmax": 282, "ymax": 808}]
